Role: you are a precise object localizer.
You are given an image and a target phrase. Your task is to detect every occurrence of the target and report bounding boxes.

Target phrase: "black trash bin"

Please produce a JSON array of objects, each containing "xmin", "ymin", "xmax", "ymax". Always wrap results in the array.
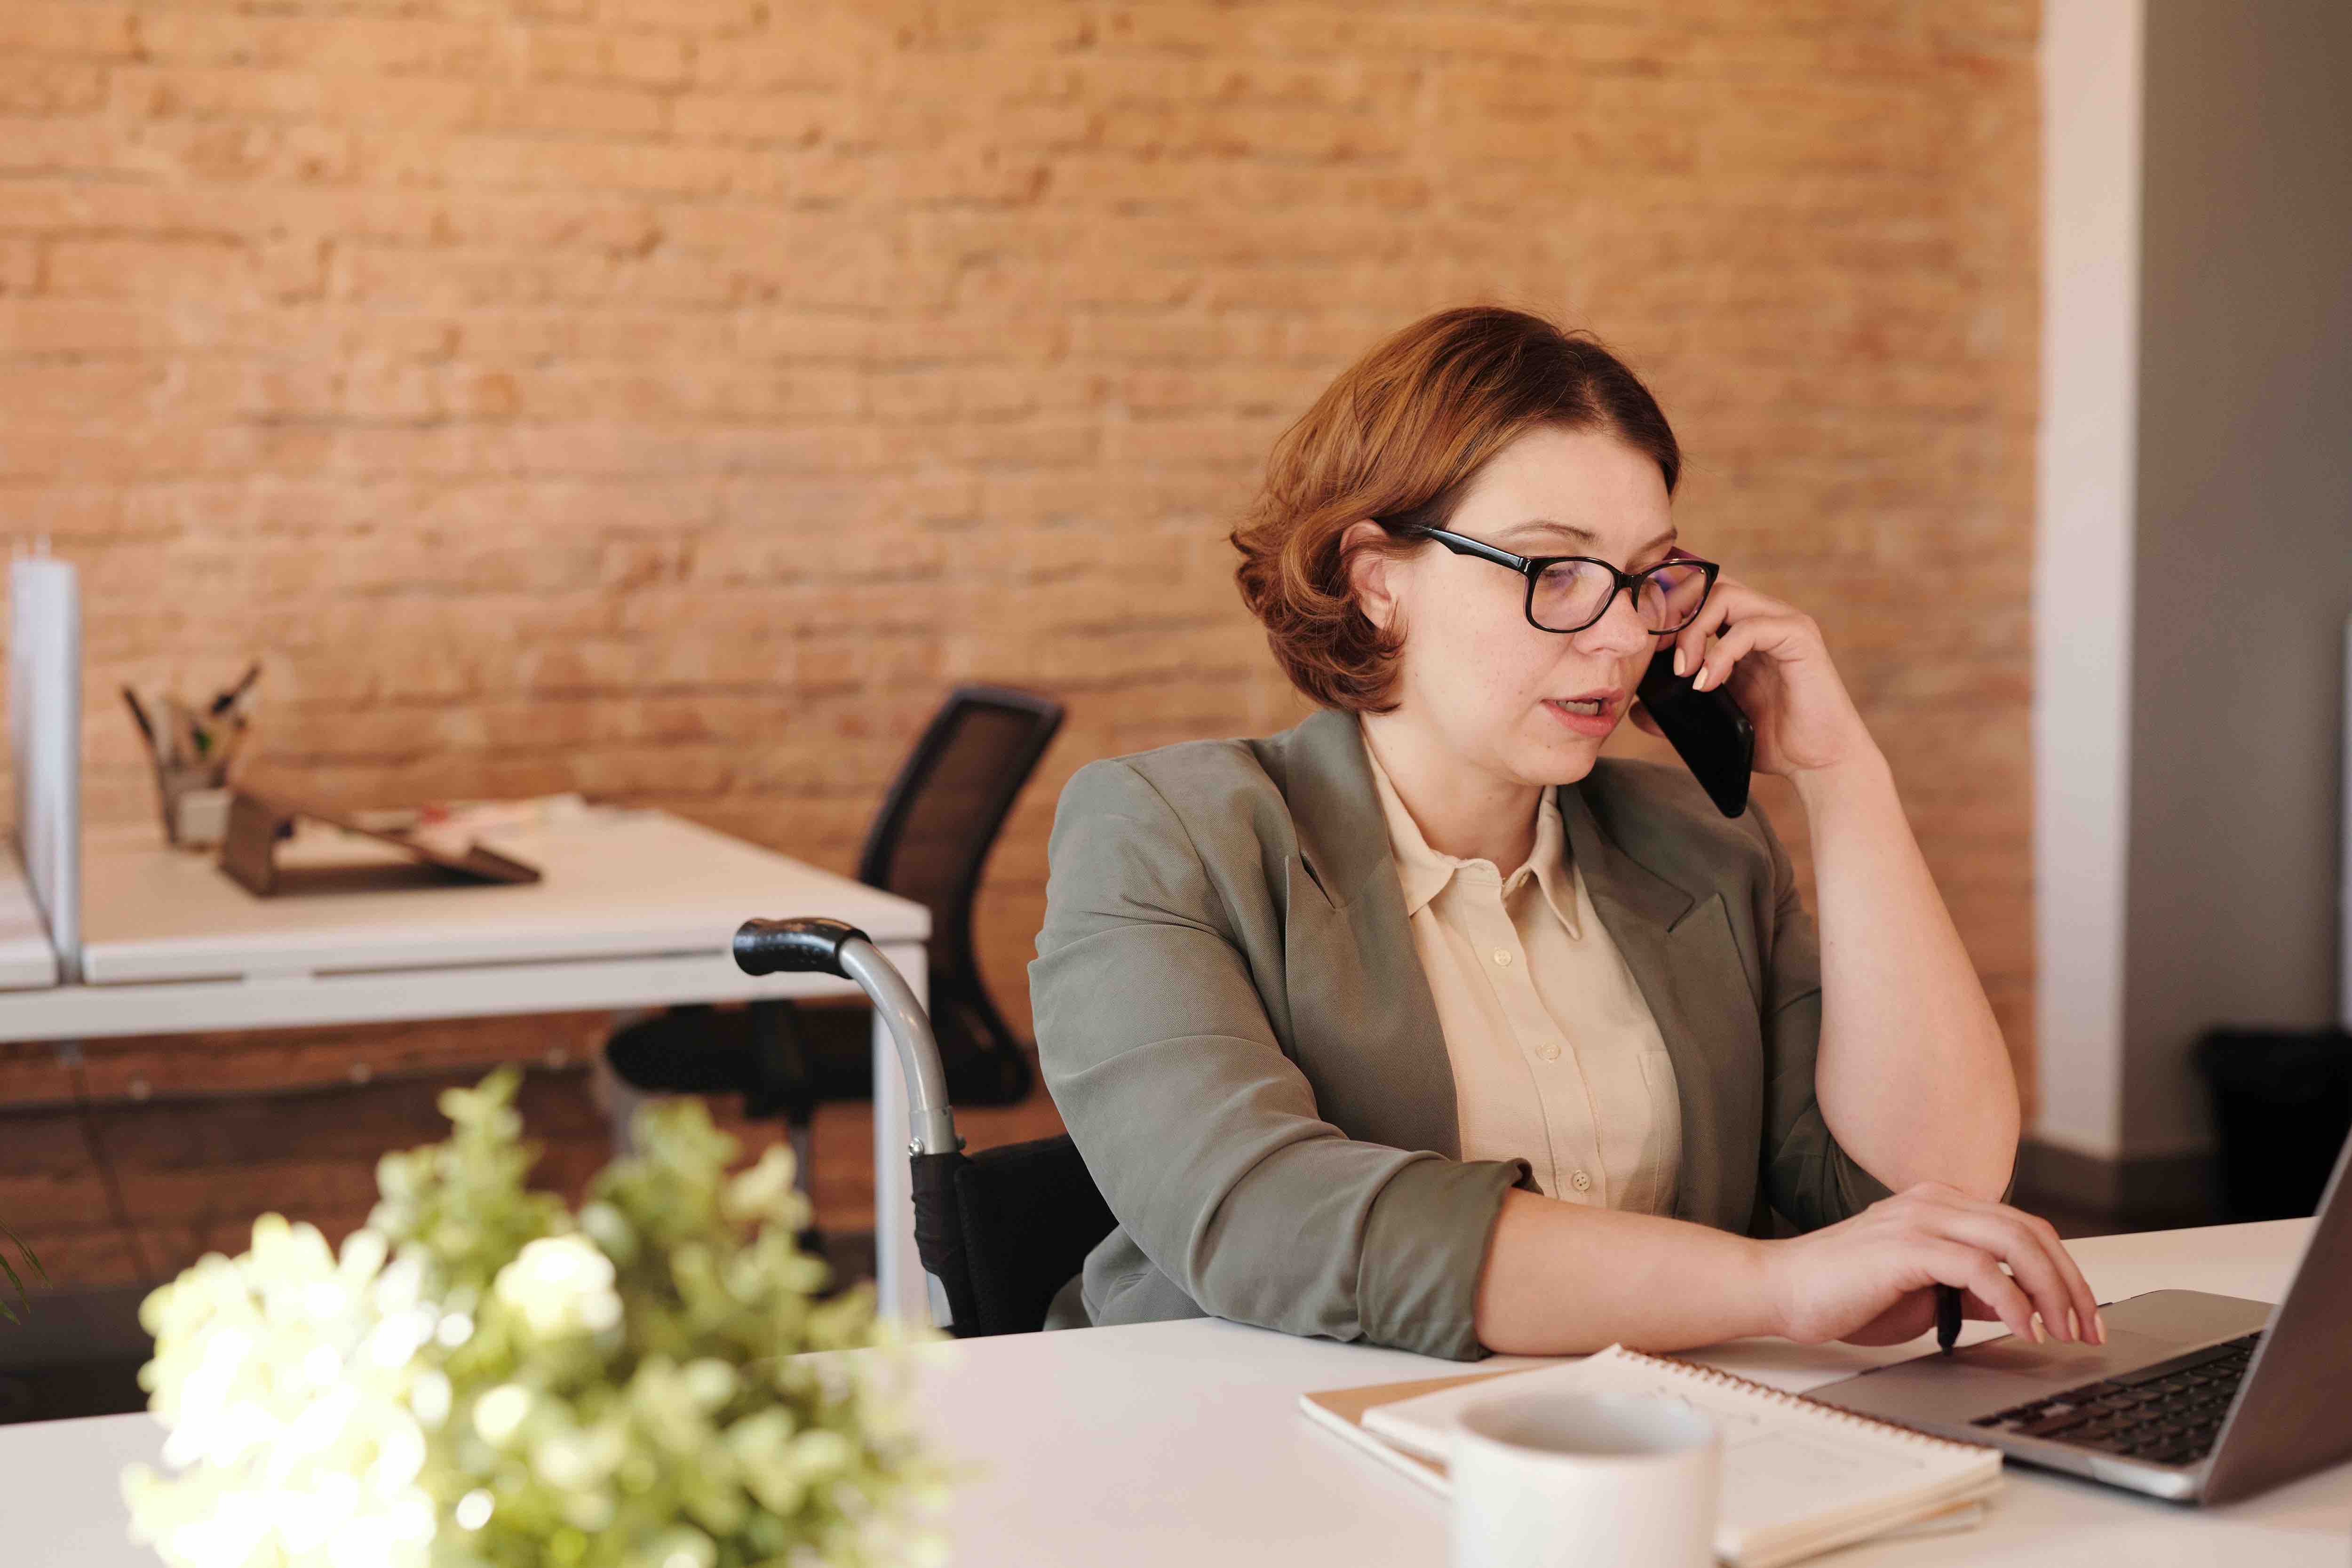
[{"xmin": 2194, "ymin": 1027, "xmax": 2352, "ymax": 1221}]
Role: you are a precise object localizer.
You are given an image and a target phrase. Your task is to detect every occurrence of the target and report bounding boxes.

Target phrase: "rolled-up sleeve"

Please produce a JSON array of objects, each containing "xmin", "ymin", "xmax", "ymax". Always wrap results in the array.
[
  {"xmin": 1753, "ymin": 807, "xmax": 1899, "ymax": 1233},
  {"xmin": 1029, "ymin": 758, "xmax": 1529, "ymax": 1360}
]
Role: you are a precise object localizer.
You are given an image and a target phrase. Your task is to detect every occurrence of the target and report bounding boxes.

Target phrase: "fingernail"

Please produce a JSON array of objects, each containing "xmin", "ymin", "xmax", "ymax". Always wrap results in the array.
[
  {"xmin": 2067, "ymin": 1308, "xmax": 2081, "ymax": 1342},
  {"xmin": 2096, "ymin": 1310, "xmax": 2107, "ymax": 1345},
  {"xmin": 1673, "ymin": 647, "xmax": 1688, "ymax": 677},
  {"xmin": 1691, "ymin": 667, "xmax": 1711, "ymax": 692},
  {"xmin": 2030, "ymin": 1317, "xmax": 2046, "ymax": 1345}
]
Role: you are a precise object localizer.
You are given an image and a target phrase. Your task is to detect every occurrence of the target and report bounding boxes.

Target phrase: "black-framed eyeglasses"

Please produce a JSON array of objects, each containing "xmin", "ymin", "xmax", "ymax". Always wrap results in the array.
[{"xmin": 1399, "ymin": 525, "xmax": 1720, "ymax": 636}]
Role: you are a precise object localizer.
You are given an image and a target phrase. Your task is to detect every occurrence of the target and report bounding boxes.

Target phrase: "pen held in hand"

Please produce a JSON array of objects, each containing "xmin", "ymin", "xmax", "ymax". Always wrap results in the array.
[{"xmin": 1937, "ymin": 1284, "xmax": 1963, "ymax": 1356}]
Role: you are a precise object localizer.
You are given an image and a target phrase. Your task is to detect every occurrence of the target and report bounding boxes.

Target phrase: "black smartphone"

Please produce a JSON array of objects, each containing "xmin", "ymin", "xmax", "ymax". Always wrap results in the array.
[{"xmin": 1634, "ymin": 645, "xmax": 1755, "ymax": 818}]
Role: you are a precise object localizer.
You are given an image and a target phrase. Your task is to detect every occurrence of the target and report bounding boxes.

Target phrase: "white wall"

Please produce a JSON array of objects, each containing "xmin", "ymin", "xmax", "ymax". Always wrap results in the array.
[
  {"xmin": 2120, "ymin": 0, "xmax": 2352, "ymax": 1155},
  {"xmin": 2035, "ymin": 0, "xmax": 2352, "ymax": 1168}
]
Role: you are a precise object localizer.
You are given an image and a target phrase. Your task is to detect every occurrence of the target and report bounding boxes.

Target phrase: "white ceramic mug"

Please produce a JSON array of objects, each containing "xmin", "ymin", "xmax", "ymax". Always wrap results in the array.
[{"xmin": 1449, "ymin": 1390, "xmax": 1720, "ymax": 1568}]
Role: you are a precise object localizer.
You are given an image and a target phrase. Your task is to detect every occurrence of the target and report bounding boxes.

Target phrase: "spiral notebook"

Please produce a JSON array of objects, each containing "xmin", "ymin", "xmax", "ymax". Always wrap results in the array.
[{"xmin": 1301, "ymin": 1344, "xmax": 2001, "ymax": 1568}]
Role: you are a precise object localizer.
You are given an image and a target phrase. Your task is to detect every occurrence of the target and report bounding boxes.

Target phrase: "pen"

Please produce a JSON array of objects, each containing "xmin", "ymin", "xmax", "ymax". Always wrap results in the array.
[
  {"xmin": 1936, "ymin": 1284, "xmax": 1963, "ymax": 1356},
  {"xmin": 121, "ymin": 686, "xmax": 157, "ymax": 758},
  {"xmin": 208, "ymin": 661, "xmax": 261, "ymax": 720}
]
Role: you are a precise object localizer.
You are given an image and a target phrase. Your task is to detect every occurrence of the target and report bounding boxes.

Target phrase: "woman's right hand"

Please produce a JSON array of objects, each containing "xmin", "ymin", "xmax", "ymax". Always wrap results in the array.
[{"xmin": 1761, "ymin": 1183, "xmax": 2104, "ymax": 1349}]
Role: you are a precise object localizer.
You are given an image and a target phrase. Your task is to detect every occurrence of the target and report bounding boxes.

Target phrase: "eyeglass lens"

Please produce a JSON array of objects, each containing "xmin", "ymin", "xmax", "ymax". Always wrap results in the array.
[{"xmin": 1530, "ymin": 559, "xmax": 1711, "ymax": 633}]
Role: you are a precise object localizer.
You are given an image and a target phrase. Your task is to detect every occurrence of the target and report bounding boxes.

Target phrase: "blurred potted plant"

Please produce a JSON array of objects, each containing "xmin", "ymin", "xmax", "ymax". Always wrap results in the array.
[{"xmin": 122, "ymin": 1069, "xmax": 953, "ymax": 1568}]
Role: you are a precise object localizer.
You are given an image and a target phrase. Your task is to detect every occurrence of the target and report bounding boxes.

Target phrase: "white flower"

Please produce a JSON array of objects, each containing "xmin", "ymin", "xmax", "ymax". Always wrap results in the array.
[
  {"xmin": 492, "ymin": 1234, "xmax": 622, "ymax": 1339},
  {"xmin": 637, "ymin": 1525, "xmax": 717, "ymax": 1568},
  {"xmin": 122, "ymin": 1218, "xmax": 434, "ymax": 1568},
  {"xmin": 722, "ymin": 1146, "xmax": 801, "ymax": 1226},
  {"xmin": 472, "ymin": 1384, "xmax": 532, "ymax": 1447}
]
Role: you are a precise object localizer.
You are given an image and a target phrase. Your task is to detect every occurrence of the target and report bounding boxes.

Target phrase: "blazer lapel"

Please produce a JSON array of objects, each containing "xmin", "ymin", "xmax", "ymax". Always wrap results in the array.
[
  {"xmin": 1265, "ymin": 710, "xmax": 1463, "ymax": 1160},
  {"xmin": 1558, "ymin": 782, "xmax": 1761, "ymax": 1233}
]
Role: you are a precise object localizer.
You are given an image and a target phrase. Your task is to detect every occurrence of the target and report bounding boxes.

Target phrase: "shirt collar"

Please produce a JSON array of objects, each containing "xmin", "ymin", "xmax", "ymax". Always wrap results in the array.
[
  {"xmin": 1522, "ymin": 792, "xmax": 1583, "ymax": 937},
  {"xmin": 1359, "ymin": 724, "xmax": 1583, "ymax": 937}
]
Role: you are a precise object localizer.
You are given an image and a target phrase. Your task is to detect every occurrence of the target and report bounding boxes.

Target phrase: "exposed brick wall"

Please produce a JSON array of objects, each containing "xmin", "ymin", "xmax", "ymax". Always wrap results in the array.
[{"xmin": 0, "ymin": 0, "xmax": 2039, "ymax": 1288}]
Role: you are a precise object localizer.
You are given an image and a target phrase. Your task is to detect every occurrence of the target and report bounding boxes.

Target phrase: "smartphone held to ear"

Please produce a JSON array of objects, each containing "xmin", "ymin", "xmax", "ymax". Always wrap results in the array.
[{"xmin": 1634, "ymin": 647, "xmax": 1755, "ymax": 818}]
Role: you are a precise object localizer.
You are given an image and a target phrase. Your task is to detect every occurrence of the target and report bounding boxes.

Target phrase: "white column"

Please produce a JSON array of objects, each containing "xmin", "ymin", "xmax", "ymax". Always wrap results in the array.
[{"xmin": 2032, "ymin": 0, "xmax": 2145, "ymax": 1160}]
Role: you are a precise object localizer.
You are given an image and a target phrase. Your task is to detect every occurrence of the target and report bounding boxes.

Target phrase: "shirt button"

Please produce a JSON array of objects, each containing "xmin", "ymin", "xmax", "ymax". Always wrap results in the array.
[
  {"xmin": 1492, "ymin": 949, "xmax": 1512, "ymax": 966},
  {"xmin": 1538, "ymin": 1043, "xmax": 1560, "ymax": 1061},
  {"xmin": 1570, "ymin": 1169, "xmax": 1593, "ymax": 1193}
]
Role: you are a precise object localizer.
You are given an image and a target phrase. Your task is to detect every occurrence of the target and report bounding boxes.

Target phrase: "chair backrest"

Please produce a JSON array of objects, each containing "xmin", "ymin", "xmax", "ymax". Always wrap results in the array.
[
  {"xmin": 913, "ymin": 1134, "xmax": 1116, "ymax": 1337},
  {"xmin": 855, "ymin": 685, "xmax": 1064, "ymax": 985}
]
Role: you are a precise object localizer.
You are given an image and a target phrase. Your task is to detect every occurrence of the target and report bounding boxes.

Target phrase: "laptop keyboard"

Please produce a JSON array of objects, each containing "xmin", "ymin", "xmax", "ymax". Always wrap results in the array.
[{"xmin": 1968, "ymin": 1330, "xmax": 2265, "ymax": 1467}]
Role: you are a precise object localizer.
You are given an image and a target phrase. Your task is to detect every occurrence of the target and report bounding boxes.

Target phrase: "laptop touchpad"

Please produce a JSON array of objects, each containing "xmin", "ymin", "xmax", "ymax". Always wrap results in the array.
[{"xmin": 1808, "ymin": 1326, "xmax": 2205, "ymax": 1424}]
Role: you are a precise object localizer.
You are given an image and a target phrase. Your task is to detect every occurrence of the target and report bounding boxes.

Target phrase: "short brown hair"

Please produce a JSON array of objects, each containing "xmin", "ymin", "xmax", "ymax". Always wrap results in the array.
[{"xmin": 1231, "ymin": 305, "xmax": 1680, "ymax": 713}]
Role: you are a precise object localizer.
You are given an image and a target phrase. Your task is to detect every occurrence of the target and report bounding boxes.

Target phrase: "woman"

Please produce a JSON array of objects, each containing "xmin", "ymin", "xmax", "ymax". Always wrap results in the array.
[{"xmin": 1029, "ymin": 305, "xmax": 2096, "ymax": 1361}]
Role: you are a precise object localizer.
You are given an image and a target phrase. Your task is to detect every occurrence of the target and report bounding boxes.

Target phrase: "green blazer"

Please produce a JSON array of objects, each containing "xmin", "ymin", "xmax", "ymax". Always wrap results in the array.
[{"xmin": 1027, "ymin": 708, "xmax": 1894, "ymax": 1361}]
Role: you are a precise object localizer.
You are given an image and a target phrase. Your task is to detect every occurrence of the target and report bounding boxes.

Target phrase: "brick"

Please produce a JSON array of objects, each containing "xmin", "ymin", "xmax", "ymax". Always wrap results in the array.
[
  {"xmin": 0, "ymin": 177, "xmax": 271, "ymax": 240},
  {"xmin": 600, "ymin": 0, "xmax": 767, "ymax": 34},
  {"xmin": 0, "ymin": 239, "xmax": 37, "ymax": 295},
  {"xmin": 135, "ymin": 12, "xmax": 493, "ymax": 75},
  {"xmin": 132, "ymin": 120, "xmax": 361, "ymax": 183},
  {"xmin": 668, "ymin": 91, "xmax": 862, "ymax": 146},
  {"xmin": 690, "ymin": 32, "xmax": 869, "ymax": 94},
  {"xmin": 0, "ymin": 0, "xmax": 2040, "ymax": 1282},
  {"xmin": 0, "ymin": 61, "xmax": 109, "ymax": 115},
  {"xmin": 520, "ymin": 26, "xmax": 695, "ymax": 89},
  {"xmin": 0, "ymin": 116, "xmax": 134, "ymax": 177},
  {"xmin": 473, "ymin": 82, "xmax": 669, "ymax": 138},
  {"xmin": 111, "ymin": 65, "xmax": 471, "ymax": 129},
  {"xmin": 0, "ymin": 5, "xmax": 142, "ymax": 60}
]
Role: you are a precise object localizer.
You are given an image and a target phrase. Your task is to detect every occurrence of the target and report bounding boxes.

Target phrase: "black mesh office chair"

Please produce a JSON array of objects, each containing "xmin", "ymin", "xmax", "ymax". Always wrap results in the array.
[
  {"xmin": 604, "ymin": 684, "xmax": 1064, "ymax": 1206},
  {"xmin": 733, "ymin": 916, "xmax": 1114, "ymax": 1337}
]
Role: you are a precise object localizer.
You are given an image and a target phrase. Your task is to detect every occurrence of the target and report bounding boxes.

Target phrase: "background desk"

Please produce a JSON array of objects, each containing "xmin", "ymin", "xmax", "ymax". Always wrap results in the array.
[
  {"xmin": 0, "ymin": 809, "xmax": 938, "ymax": 1321},
  {"xmin": 9, "ymin": 1219, "xmax": 2349, "ymax": 1565}
]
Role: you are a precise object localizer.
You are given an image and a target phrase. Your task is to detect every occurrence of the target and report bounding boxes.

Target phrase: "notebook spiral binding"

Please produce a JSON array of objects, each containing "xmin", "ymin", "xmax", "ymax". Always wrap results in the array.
[{"xmin": 1619, "ymin": 1346, "xmax": 1999, "ymax": 1457}]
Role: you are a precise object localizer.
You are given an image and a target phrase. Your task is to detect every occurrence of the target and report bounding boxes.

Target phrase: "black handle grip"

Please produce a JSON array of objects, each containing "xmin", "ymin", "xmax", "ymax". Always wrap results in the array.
[{"xmin": 733, "ymin": 917, "xmax": 871, "ymax": 978}]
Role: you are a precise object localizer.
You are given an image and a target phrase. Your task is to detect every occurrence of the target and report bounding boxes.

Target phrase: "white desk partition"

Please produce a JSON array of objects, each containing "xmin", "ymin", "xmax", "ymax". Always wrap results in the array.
[{"xmin": 8, "ymin": 552, "xmax": 78, "ymax": 982}]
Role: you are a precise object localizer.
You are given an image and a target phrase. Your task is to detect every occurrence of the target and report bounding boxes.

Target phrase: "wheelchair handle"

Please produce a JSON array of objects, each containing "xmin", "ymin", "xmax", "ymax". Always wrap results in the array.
[
  {"xmin": 733, "ymin": 915, "xmax": 868, "ymax": 977},
  {"xmin": 732, "ymin": 916, "xmax": 961, "ymax": 1157}
]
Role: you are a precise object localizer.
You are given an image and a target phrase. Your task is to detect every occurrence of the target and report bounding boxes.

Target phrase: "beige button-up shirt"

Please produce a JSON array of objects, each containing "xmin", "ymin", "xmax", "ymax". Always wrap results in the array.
[{"xmin": 1363, "ymin": 732, "xmax": 1683, "ymax": 1213}]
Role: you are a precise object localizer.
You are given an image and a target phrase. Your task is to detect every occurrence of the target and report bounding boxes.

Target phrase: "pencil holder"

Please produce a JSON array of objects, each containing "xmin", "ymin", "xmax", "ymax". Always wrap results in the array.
[{"xmin": 156, "ymin": 762, "xmax": 232, "ymax": 849}]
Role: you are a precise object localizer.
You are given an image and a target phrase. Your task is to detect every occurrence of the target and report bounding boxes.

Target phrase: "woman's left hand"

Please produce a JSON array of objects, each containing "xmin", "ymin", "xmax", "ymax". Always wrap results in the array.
[{"xmin": 1631, "ymin": 575, "xmax": 1875, "ymax": 780}]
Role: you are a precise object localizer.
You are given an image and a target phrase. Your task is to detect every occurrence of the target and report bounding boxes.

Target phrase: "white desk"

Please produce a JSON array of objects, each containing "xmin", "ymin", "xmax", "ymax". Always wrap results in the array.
[
  {"xmin": 11, "ymin": 1220, "xmax": 2350, "ymax": 1566},
  {"xmin": 0, "ymin": 808, "xmax": 938, "ymax": 1321},
  {"xmin": 892, "ymin": 1219, "xmax": 2352, "ymax": 1566}
]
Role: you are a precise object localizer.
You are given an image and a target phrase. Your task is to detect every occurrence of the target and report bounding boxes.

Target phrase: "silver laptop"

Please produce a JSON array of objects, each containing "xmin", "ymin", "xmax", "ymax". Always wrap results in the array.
[{"xmin": 1807, "ymin": 1132, "xmax": 2352, "ymax": 1504}]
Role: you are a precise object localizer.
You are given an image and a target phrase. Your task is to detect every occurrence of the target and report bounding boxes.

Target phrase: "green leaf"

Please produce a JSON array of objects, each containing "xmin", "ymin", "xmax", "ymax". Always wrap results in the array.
[
  {"xmin": 3, "ymin": 1221, "xmax": 47, "ymax": 1281},
  {"xmin": 0, "ymin": 1219, "xmax": 40, "ymax": 1323}
]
